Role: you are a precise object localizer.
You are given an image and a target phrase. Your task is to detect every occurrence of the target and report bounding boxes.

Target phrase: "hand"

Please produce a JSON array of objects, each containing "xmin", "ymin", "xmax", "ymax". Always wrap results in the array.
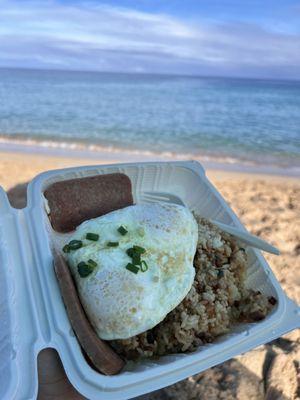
[{"xmin": 38, "ymin": 348, "xmax": 85, "ymax": 399}]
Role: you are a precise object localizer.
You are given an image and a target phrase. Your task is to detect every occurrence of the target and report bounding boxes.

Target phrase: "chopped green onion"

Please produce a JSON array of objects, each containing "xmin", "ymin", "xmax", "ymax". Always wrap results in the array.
[
  {"xmin": 86, "ymin": 233, "xmax": 99, "ymax": 241},
  {"xmin": 133, "ymin": 245, "xmax": 146, "ymax": 254},
  {"xmin": 87, "ymin": 259, "xmax": 98, "ymax": 267},
  {"xmin": 62, "ymin": 244, "xmax": 70, "ymax": 253},
  {"xmin": 77, "ymin": 261, "xmax": 87, "ymax": 269},
  {"xmin": 126, "ymin": 245, "xmax": 146, "ymax": 257},
  {"xmin": 125, "ymin": 245, "xmax": 148, "ymax": 272},
  {"xmin": 68, "ymin": 240, "xmax": 83, "ymax": 250},
  {"xmin": 117, "ymin": 226, "xmax": 128, "ymax": 236},
  {"xmin": 126, "ymin": 248, "xmax": 135, "ymax": 257},
  {"xmin": 77, "ymin": 261, "xmax": 94, "ymax": 278},
  {"xmin": 125, "ymin": 263, "xmax": 140, "ymax": 274},
  {"xmin": 126, "ymin": 247, "xmax": 142, "ymax": 264},
  {"xmin": 107, "ymin": 241, "xmax": 119, "ymax": 247},
  {"xmin": 132, "ymin": 252, "xmax": 141, "ymax": 265},
  {"xmin": 140, "ymin": 260, "xmax": 148, "ymax": 272}
]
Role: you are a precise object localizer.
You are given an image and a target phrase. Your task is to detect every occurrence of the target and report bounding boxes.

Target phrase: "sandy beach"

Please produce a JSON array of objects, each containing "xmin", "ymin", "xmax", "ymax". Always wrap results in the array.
[{"xmin": 1, "ymin": 150, "xmax": 299, "ymax": 399}]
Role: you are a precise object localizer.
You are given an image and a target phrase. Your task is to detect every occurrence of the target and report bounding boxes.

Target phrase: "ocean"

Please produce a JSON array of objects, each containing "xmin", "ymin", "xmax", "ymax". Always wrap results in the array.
[{"xmin": 0, "ymin": 68, "xmax": 299, "ymax": 170}]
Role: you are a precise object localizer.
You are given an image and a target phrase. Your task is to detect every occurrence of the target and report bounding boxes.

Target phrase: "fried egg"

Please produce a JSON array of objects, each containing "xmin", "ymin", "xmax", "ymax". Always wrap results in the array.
[{"xmin": 66, "ymin": 203, "xmax": 198, "ymax": 340}]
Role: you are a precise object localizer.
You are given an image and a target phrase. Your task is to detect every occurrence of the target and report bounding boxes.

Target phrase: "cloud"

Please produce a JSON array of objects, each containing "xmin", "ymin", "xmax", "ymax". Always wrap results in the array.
[{"xmin": 0, "ymin": 0, "xmax": 299, "ymax": 79}]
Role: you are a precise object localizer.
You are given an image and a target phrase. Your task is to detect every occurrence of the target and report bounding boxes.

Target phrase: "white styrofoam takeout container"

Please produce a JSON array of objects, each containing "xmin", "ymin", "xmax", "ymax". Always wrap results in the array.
[{"xmin": 0, "ymin": 160, "xmax": 299, "ymax": 400}]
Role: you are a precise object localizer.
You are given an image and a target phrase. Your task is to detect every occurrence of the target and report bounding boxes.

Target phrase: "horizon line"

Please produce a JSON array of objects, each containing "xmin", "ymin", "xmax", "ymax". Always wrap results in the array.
[{"xmin": 1, "ymin": 66, "xmax": 300, "ymax": 84}]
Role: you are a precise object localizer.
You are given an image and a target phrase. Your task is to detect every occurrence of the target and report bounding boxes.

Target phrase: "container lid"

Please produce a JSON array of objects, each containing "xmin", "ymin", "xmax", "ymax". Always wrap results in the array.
[{"xmin": 0, "ymin": 187, "xmax": 39, "ymax": 400}]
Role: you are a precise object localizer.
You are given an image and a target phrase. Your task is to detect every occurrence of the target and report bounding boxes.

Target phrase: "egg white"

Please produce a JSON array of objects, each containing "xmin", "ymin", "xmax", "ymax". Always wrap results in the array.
[{"xmin": 66, "ymin": 203, "xmax": 198, "ymax": 340}]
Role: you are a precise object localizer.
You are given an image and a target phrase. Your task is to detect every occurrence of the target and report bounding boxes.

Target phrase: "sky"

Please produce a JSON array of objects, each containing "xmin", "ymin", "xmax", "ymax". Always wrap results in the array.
[{"xmin": 0, "ymin": 0, "xmax": 300, "ymax": 79}]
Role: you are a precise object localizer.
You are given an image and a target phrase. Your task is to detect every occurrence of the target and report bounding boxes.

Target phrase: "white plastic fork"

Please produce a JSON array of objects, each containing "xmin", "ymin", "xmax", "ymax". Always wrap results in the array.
[{"xmin": 141, "ymin": 191, "xmax": 280, "ymax": 256}]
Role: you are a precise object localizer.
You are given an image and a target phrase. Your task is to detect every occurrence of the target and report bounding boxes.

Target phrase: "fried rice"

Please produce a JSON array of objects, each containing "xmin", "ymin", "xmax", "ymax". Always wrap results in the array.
[{"xmin": 110, "ymin": 215, "xmax": 276, "ymax": 360}]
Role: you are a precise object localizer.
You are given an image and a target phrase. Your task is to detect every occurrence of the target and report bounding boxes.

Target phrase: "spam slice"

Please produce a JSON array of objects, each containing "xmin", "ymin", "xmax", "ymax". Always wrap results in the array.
[
  {"xmin": 44, "ymin": 173, "xmax": 133, "ymax": 232},
  {"xmin": 54, "ymin": 252, "xmax": 125, "ymax": 375}
]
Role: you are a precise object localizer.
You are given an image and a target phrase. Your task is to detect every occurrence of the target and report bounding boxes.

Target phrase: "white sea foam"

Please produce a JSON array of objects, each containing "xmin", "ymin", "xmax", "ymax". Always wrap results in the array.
[{"xmin": 0, "ymin": 134, "xmax": 299, "ymax": 177}]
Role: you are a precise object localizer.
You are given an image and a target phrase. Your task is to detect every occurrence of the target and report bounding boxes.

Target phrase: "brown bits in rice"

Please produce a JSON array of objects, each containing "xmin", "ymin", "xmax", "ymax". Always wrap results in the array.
[{"xmin": 110, "ymin": 215, "xmax": 276, "ymax": 360}]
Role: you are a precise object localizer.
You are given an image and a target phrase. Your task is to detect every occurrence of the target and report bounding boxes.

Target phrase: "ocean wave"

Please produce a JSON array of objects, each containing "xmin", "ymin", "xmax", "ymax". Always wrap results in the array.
[
  {"xmin": 0, "ymin": 134, "xmax": 251, "ymax": 165},
  {"xmin": 0, "ymin": 134, "xmax": 299, "ymax": 177}
]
